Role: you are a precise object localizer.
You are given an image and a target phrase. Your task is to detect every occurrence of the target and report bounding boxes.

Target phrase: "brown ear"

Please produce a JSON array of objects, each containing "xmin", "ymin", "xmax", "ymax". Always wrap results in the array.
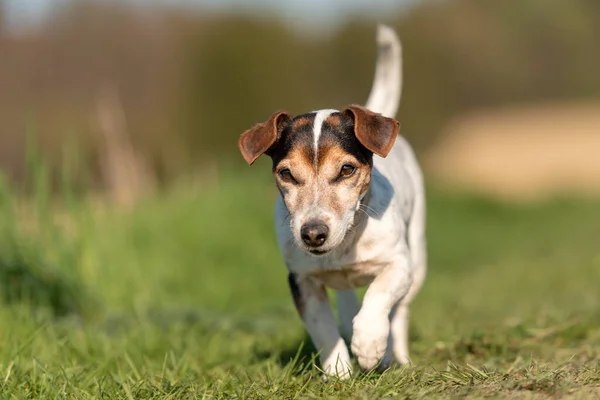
[
  {"xmin": 342, "ymin": 105, "xmax": 400, "ymax": 158},
  {"xmin": 238, "ymin": 111, "xmax": 291, "ymax": 165}
]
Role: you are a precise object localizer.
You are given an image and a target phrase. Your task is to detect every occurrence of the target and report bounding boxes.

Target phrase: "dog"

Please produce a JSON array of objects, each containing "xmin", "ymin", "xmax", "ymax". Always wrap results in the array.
[{"xmin": 238, "ymin": 25, "xmax": 426, "ymax": 379}]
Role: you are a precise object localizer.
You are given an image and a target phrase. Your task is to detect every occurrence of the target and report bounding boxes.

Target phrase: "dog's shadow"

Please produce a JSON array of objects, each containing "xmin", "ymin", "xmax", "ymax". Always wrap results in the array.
[
  {"xmin": 255, "ymin": 333, "xmax": 360, "ymax": 376},
  {"xmin": 255, "ymin": 332, "xmax": 319, "ymax": 373}
]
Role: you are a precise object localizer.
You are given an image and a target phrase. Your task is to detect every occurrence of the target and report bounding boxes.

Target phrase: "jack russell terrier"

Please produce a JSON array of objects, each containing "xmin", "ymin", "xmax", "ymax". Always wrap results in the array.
[{"xmin": 238, "ymin": 25, "xmax": 426, "ymax": 379}]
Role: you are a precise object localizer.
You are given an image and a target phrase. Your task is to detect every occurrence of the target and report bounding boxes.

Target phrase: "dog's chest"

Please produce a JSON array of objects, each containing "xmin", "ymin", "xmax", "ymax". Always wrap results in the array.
[{"xmin": 309, "ymin": 261, "xmax": 387, "ymax": 290}]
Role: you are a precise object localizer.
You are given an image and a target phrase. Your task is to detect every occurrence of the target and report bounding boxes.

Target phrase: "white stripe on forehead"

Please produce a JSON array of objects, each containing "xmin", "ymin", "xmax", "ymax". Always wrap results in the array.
[{"xmin": 312, "ymin": 109, "xmax": 338, "ymax": 155}]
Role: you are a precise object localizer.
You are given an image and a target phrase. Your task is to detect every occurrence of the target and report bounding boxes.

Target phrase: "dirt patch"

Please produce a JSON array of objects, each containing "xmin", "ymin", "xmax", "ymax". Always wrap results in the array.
[{"xmin": 424, "ymin": 101, "xmax": 600, "ymax": 201}]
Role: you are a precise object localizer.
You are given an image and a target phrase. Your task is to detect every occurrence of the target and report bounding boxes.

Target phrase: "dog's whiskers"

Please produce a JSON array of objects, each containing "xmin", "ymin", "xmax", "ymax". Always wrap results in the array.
[{"xmin": 280, "ymin": 212, "xmax": 292, "ymax": 227}]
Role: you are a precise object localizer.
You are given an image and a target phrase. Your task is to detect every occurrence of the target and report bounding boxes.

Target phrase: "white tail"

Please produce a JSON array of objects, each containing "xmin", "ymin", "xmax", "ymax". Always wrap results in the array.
[{"xmin": 365, "ymin": 24, "xmax": 403, "ymax": 119}]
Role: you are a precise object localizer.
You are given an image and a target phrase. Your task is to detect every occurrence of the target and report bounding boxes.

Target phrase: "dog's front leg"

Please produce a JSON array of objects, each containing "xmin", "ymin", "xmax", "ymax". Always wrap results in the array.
[
  {"xmin": 336, "ymin": 290, "xmax": 361, "ymax": 342},
  {"xmin": 288, "ymin": 273, "xmax": 352, "ymax": 379},
  {"xmin": 351, "ymin": 254, "xmax": 412, "ymax": 372}
]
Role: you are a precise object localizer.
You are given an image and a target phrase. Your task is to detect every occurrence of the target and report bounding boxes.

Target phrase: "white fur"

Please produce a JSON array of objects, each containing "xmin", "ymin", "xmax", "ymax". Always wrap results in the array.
[
  {"xmin": 365, "ymin": 24, "xmax": 403, "ymax": 118},
  {"xmin": 275, "ymin": 25, "xmax": 426, "ymax": 379},
  {"xmin": 312, "ymin": 109, "xmax": 337, "ymax": 157},
  {"xmin": 300, "ymin": 279, "xmax": 353, "ymax": 378}
]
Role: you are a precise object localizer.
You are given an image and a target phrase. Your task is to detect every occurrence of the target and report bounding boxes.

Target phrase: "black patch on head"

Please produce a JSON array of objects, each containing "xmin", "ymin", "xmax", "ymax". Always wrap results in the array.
[
  {"xmin": 266, "ymin": 111, "xmax": 374, "ymax": 170},
  {"xmin": 267, "ymin": 113, "xmax": 316, "ymax": 170},
  {"xmin": 321, "ymin": 112, "xmax": 373, "ymax": 166}
]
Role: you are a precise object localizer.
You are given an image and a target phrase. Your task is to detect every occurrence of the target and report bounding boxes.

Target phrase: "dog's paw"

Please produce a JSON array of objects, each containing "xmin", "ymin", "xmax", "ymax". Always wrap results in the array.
[
  {"xmin": 351, "ymin": 312, "xmax": 390, "ymax": 371},
  {"xmin": 321, "ymin": 365, "xmax": 353, "ymax": 382},
  {"xmin": 321, "ymin": 342, "xmax": 353, "ymax": 380},
  {"xmin": 322, "ymin": 360, "xmax": 353, "ymax": 381}
]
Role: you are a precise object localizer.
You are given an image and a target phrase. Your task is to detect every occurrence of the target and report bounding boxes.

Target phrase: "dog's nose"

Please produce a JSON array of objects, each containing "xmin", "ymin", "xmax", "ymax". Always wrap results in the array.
[{"xmin": 300, "ymin": 221, "xmax": 329, "ymax": 247}]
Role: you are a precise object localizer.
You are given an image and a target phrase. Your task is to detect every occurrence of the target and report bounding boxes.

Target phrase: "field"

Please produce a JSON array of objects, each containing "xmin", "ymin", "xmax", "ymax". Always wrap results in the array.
[{"xmin": 0, "ymin": 169, "xmax": 599, "ymax": 399}]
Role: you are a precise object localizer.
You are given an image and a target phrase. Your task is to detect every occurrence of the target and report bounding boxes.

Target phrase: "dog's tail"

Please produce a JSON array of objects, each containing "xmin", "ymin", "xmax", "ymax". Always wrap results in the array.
[{"xmin": 365, "ymin": 24, "xmax": 403, "ymax": 119}]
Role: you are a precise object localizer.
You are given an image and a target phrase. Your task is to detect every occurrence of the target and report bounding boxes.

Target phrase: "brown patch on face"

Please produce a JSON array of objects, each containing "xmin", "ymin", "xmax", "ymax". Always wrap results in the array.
[
  {"xmin": 276, "ymin": 145, "xmax": 316, "ymax": 211},
  {"xmin": 316, "ymin": 143, "xmax": 349, "ymax": 169},
  {"xmin": 324, "ymin": 113, "xmax": 343, "ymax": 129},
  {"xmin": 292, "ymin": 116, "xmax": 313, "ymax": 131},
  {"xmin": 285, "ymin": 145, "xmax": 314, "ymax": 169}
]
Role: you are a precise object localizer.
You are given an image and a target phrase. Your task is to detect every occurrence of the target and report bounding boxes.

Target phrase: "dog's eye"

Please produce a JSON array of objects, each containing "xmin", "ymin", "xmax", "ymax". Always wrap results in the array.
[
  {"xmin": 279, "ymin": 169, "xmax": 295, "ymax": 183},
  {"xmin": 339, "ymin": 164, "xmax": 356, "ymax": 178}
]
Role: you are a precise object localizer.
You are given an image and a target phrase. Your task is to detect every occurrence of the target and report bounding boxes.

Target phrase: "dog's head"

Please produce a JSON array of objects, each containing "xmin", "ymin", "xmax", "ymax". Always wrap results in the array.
[{"xmin": 239, "ymin": 106, "xmax": 399, "ymax": 256}]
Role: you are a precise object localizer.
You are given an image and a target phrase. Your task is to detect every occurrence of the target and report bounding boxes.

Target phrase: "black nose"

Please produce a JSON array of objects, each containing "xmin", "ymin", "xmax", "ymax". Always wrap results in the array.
[{"xmin": 300, "ymin": 221, "xmax": 329, "ymax": 247}]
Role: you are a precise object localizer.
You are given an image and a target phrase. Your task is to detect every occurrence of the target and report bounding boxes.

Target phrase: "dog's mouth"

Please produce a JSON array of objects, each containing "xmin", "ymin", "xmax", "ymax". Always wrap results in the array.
[{"xmin": 308, "ymin": 249, "xmax": 330, "ymax": 256}]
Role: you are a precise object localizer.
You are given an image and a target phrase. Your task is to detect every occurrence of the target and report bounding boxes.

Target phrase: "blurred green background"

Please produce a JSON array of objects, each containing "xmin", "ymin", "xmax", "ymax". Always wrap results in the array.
[
  {"xmin": 0, "ymin": 0, "xmax": 599, "ymax": 397},
  {"xmin": 1, "ymin": 0, "xmax": 599, "ymax": 196}
]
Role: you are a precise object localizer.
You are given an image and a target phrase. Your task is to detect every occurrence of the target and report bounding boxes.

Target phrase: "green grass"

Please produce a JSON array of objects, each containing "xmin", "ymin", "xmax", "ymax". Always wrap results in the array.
[{"xmin": 0, "ymin": 170, "xmax": 599, "ymax": 399}]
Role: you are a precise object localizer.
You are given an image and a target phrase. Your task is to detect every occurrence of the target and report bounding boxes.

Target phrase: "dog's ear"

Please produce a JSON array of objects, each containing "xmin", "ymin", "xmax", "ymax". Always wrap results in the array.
[
  {"xmin": 238, "ymin": 111, "xmax": 291, "ymax": 165},
  {"xmin": 342, "ymin": 105, "xmax": 400, "ymax": 158}
]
